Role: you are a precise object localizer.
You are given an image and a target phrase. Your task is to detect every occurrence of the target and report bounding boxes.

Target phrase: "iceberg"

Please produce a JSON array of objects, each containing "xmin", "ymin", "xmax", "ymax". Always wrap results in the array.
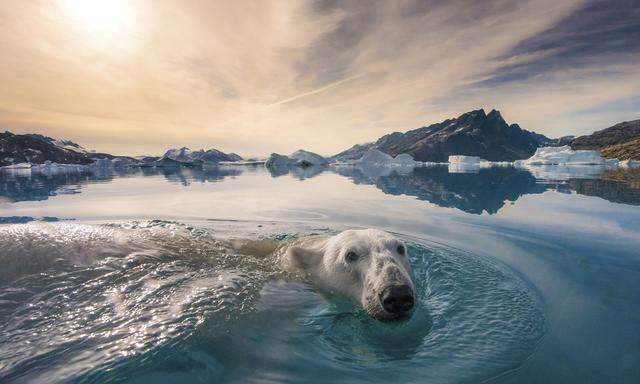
[
  {"xmin": 358, "ymin": 149, "xmax": 417, "ymax": 167},
  {"xmin": 31, "ymin": 160, "xmax": 87, "ymax": 174},
  {"xmin": 289, "ymin": 150, "xmax": 328, "ymax": 166},
  {"xmin": 394, "ymin": 153, "xmax": 416, "ymax": 166},
  {"xmin": 359, "ymin": 149, "xmax": 395, "ymax": 165},
  {"xmin": 518, "ymin": 145, "xmax": 605, "ymax": 165},
  {"xmin": 448, "ymin": 155, "xmax": 482, "ymax": 164},
  {"xmin": 447, "ymin": 155, "xmax": 484, "ymax": 173},
  {"xmin": 1, "ymin": 162, "xmax": 32, "ymax": 169},
  {"xmin": 265, "ymin": 153, "xmax": 292, "ymax": 168},
  {"xmin": 265, "ymin": 150, "xmax": 327, "ymax": 169}
]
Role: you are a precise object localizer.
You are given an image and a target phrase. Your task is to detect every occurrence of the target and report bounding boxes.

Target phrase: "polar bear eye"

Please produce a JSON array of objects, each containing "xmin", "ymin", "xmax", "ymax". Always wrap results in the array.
[
  {"xmin": 397, "ymin": 245, "xmax": 405, "ymax": 255},
  {"xmin": 345, "ymin": 251, "xmax": 359, "ymax": 262}
]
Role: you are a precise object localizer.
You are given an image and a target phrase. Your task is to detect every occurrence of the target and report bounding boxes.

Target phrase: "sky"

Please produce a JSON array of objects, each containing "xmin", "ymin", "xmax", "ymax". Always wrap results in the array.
[{"xmin": 0, "ymin": 0, "xmax": 639, "ymax": 157}]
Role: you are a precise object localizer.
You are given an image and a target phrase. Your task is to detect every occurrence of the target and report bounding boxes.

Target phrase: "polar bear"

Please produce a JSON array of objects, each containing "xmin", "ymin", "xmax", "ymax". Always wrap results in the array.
[
  {"xmin": 281, "ymin": 229, "xmax": 417, "ymax": 322},
  {"xmin": 0, "ymin": 223, "xmax": 417, "ymax": 322}
]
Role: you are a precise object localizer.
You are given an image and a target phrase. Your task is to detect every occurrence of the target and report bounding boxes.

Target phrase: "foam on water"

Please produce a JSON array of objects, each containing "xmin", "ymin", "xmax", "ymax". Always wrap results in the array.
[{"xmin": 0, "ymin": 221, "xmax": 545, "ymax": 384}]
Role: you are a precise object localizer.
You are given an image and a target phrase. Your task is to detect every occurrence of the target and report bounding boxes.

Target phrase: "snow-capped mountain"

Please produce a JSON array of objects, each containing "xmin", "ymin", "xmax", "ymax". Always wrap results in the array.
[
  {"xmin": 0, "ymin": 131, "xmax": 94, "ymax": 167},
  {"xmin": 162, "ymin": 147, "xmax": 243, "ymax": 163}
]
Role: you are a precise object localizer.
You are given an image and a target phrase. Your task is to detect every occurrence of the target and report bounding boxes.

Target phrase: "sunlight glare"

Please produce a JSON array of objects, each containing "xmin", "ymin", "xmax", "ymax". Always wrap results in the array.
[{"xmin": 61, "ymin": 0, "xmax": 133, "ymax": 34}]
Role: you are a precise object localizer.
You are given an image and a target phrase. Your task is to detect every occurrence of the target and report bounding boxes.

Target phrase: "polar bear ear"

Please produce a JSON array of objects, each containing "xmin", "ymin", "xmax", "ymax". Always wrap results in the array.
[{"xmin": 287, "ymin": 245, "xmax": 322, "ymax": 270}]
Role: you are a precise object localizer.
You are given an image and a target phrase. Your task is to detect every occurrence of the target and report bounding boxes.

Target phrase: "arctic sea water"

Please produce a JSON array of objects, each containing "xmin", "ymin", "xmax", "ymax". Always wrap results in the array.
[{"xmin": 0, "ymin": 164, "xmax": 639, "ymax": 383}]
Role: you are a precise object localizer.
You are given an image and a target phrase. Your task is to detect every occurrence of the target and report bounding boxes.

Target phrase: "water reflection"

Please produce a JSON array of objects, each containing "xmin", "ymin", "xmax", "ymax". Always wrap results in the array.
[
  {"xmin": 335, "ymin": 165, "xmax": 547, "ymax": 214},
  {"xmin": 568, "ymin": 178, "xmax": 640, "ymax": 206},
  {"xmin": 0, "ymin": 168, "xmax": 108, "ymax": 202},
  {"xmin": 0, "ymin": 166, "xmax": 246, "ymax": 202},
  {"xmin": 147, "ymin": 166, "xmax": 244, "ymax": 186},
  {"xmin": 2, "ymin": 164, "xmax": 639, "ymax": 212},
  {"xmin": 266, "ymin": 164, "xmax": 326, "ymax": 180}
]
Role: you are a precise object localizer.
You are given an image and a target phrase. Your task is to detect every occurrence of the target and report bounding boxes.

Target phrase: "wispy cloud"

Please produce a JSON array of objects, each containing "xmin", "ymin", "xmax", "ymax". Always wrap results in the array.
[{"xmin": 0, "ymin": 0, "xmax": 638, "ymax": 156}]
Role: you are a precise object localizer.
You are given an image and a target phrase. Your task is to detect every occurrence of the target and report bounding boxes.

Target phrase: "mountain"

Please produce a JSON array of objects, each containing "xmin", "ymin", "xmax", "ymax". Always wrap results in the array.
[
  {"xmin": 331, "ymin": 109, "xmax": 554, "ymax": 162},
  {"xmin": 1, "ymin": 131, "xmax": 94, "ymax": 167},
  {"xmin": 162, "ymin": 147, "xmax": 242, "ymax": 164},
  {"xmin": 528, "ymin": 132, "xmax": 575, "ymax": 147},
  {"xmin": 571, "ymin": 119, "xmax": 640, "ymax": 160}
]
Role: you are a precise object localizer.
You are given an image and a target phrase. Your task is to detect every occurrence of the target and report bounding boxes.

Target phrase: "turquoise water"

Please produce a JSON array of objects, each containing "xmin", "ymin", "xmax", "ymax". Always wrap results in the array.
[{"xmin": 1, "ymin": 165, "xmax": 639, "ymax": 383}]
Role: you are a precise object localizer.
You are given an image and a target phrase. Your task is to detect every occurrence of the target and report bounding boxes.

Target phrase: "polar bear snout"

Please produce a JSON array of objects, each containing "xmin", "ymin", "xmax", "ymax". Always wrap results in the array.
[
  {"xmin": 379, "ymin": 284, "xmax": 415, "ymax": 316},
  {"xmin": 283, "ymin": 228, "xmax": 418, "ymax": 322}
]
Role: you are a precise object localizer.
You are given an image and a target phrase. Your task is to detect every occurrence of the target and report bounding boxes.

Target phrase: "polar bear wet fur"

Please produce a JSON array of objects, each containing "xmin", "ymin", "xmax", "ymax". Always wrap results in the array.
[{"xmin": 282, "ymin": 229, "xmax": 417, "ymax": 322}]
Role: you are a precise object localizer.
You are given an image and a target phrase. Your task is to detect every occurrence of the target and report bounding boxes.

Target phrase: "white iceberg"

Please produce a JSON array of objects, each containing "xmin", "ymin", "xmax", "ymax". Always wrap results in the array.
[
  {"xmin": 394, "ymin": 153, "xmax": 416, "ymax": 165},
  {"xmin": 359, "ymin": 149, "xmax": 395, "ymax": 165},
  {"xmin": 518, "ymin": 145, "xmax": 605, "ymax": 165},
  {"xmin": 289, "ymin": 150, "xmax": 328, "ymax": 166},
  {"xmin": 32, "ymin": 160, "xmax": 87, "ymax": 173},
  {"xmin": 1, "ymin": 162, "xmax": 32, "ymax": 170},
  {"xmin": 523, "ymin": 165, "xmax": 607, "ymax": 180},
  {"xmin": 265, "ymin": 150, "xmax": 327, "ymax": 169},
  {"xmin": 447, "ymin": 155, "xmax": 485, "ymax": 173},
  {"xmin": 448, "ymin": 155, "xmax": 483, "ymax": 164},
  {"xmin": 358, "ymin": 149, "xmax": 417, "ymax": 167}
]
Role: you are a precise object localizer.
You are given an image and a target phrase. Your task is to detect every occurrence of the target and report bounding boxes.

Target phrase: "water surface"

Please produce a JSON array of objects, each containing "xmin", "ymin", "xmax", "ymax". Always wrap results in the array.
[{"xmin": 1, "ymin": 164, "xmax": 639, "ymax": 383}]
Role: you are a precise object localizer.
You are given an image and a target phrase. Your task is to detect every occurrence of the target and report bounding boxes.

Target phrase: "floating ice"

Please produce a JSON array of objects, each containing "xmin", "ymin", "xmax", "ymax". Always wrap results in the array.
[
  {"xmin": 358, "ymin": 149, "xmax": 417, "ymax": 167},
  {"xmin": 0, "ymin": 162, "xmax": 32, "ymax": 170},
  {"xmin": 265, "ymin": 153, "xmax": 293, "ymax": 168},
  {"xmin": 31, "ymin": 161, "xmax": 87, "ymax": 174},
  {"xmin": 448, "ymin": 155, "xmax": 483, "ymax": 164},
  {"xmin": 265, "ymin": 150, "xmax": 327, "ymax": 168},
  {"xmin": 289, "ymin": 150, "xmax": 328, "ymax": 166},
  {"xmin": 517, "ymin": 145, "xmax": 605, "ymax": 165},
  {"xmin": 394, "ymin": 153, "xmax": 416, "ymax": 165}
]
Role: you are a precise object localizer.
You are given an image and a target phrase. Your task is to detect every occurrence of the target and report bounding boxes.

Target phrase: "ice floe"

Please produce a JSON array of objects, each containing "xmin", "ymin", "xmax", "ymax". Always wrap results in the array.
[
  {"xmin": 358, "ymin": 149, "xmax": 418, "ymax": 167},
  {"xmin": 515, "ymin": 145, "xmax": 605, "ymax": 166}
]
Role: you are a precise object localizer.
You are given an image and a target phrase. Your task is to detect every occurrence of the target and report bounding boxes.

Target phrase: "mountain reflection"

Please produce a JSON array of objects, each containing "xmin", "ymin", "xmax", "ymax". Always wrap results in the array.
[
  {"xmin": 266, "ymin": 165, "xmax": 326, "ymax": 180},
  {"xmin": 1, "ymin": 164, "xmax": 639, "ymax": 212},
  {"xmin": 334, "ymin": 165, "xmax": 547, "ymax": 214},
  {"xmin": 0, "ymin": 166, "xmax": 244, "ymax": 202},
  {"xmin": 568, "ymin": 178, "xmax": 640, "ymax": 206},
  {"xmin": 0, "ymin": 168, "xmax": 110, "ymax": 202}
]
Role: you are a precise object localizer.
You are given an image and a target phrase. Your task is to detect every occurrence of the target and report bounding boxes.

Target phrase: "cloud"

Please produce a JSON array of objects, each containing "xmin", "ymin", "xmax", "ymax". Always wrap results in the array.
[{"xmin": 0, "ymin": 0, "xmax": 638, "ymax": 156}]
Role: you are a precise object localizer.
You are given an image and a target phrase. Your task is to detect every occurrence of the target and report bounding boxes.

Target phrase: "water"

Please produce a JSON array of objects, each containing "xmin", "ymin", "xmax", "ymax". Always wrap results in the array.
[{"xmin": 0, "ymin": 164, "xmax": 639, "ymax": 383}]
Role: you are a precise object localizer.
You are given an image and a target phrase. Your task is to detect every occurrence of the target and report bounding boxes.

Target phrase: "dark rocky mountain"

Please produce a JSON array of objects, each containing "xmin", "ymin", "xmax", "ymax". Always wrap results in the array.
[
  {"xmin": 0, "ymin": 130, "xmax": 244, "ymax": 168},
  {"xmin": 331, "ymin": 109, "xmax": 554, "ymax": 162},
  {"xmin": 529, "ymin": 133, "xmax": 575, "ymax": 147},
  {"xmin": 571, "ymin": 119, "xmax": 640, "ymax": 160},
  {"xmin": 0, "ymin": 131, "xmax": 94, "ymax": 166}
]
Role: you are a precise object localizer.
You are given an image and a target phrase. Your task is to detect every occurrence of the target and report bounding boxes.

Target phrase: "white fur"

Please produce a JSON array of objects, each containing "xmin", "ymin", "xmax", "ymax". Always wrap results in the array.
[{"xmin": 282, "ymin": 229, "xmax": 416, "ymax": 321}]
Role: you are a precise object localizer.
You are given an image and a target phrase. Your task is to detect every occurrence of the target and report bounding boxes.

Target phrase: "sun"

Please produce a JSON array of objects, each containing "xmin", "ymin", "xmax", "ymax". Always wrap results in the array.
[{"xmin": 61, "ymin": 0, "xmax": 133, "ymax": 35}]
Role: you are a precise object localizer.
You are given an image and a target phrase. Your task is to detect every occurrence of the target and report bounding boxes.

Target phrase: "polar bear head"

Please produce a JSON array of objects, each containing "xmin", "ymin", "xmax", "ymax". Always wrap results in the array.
[{"xmin": 285, "ymin": 229, "xmax": 417, "ymax": 322}]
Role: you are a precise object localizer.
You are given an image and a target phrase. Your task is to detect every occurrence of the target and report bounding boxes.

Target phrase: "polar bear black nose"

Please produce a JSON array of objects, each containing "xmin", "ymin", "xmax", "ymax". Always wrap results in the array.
[{"xmin": 380, "ymin": 285, "xmax": 414, "ymax": 314}]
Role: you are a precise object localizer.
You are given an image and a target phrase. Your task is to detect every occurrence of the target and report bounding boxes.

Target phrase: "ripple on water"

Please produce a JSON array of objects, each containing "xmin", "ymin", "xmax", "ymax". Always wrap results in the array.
[{"xmin": 0, "ymin": 221, "xmax": 545, "ymax": 384}]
